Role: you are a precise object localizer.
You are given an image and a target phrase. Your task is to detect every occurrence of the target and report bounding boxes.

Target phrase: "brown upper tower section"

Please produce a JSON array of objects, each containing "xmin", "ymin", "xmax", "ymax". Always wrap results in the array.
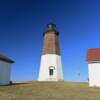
[{"xmin": 42, "ymin": 23, "xmax": 60, "ymax": 55}]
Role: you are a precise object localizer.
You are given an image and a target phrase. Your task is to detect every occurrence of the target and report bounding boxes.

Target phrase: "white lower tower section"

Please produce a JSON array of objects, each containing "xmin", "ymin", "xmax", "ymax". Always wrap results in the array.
[
  {"xmin": 38, "ymin": 54, "xmax": 63, "ymax": 81},
  {"xmin": 88, "ymin": 62, "xmax": 100, "ymax": 87}
]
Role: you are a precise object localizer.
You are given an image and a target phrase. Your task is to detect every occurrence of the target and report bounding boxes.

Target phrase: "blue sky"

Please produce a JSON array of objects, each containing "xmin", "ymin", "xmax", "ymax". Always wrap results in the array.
[{"xmin": 0, "ymin": 0, "xmax": 100, "ymax": 82}]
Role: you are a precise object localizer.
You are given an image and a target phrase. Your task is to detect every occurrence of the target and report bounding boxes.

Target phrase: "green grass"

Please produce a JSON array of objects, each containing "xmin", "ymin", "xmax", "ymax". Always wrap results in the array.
[{"xmin": 0, "ymin": 81, "xmax": 100, "ymax": 100}]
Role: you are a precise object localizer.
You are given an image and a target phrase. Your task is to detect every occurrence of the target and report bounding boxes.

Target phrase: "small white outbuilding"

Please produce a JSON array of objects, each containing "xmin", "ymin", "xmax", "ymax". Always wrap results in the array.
[
  {"xmin": 87, "ymin": 48, "xmax": 100, "ymax": 87},
  {"xmin": 0, "ymin": 55, "xmax": 14, "ymax": 85}
]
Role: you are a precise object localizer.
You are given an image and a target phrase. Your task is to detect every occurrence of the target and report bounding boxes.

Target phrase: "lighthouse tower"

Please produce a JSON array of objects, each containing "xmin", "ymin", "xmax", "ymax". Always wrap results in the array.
[{"xmin": 38, "ymin": 23, "xmax": 63, "ymax": 81}]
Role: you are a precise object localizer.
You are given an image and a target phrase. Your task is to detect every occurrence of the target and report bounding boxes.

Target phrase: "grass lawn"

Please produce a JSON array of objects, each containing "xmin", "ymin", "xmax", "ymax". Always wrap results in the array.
[{"xmin": 0, "ymin": 81, "xmax": 100, "ymax": 100}]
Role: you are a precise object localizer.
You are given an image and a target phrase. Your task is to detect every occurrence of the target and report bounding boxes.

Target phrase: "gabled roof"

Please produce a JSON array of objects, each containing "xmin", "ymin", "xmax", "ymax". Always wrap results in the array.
[
  {"xmin": 87, "ymin": 48, "xmax": 100, "ymax": 62},
  {"xmin": 0, "ymin": 55, "xmax": 14, "ymax": 63}
]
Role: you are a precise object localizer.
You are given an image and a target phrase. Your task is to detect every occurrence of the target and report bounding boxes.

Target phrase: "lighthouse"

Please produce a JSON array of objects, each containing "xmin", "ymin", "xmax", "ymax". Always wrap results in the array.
[{"xmin": 38, "ymin": 23, "xmax": 63, "ymax": 81}]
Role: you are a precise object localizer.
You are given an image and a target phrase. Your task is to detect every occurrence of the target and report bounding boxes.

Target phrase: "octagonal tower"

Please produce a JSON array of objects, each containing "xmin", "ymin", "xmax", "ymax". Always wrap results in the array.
[{"xmin": 38, "ymin": 23, "xmax": 63, "ymax": 81}]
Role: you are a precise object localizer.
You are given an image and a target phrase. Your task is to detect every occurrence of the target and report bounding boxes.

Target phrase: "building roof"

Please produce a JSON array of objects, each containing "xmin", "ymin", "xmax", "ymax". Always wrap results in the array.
[
  {"xmin": 0, "ymin": 55, "xmax": 14, "ymax": 63},
  {"xmin": 87, "ymin": 48, "xmax": 100, "ymax": 62}
]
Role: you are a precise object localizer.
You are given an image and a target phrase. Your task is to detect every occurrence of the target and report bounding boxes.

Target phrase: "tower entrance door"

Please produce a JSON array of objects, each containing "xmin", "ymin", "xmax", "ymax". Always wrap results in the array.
[{"xmin": 49, "ymin": 66, "xmax": 55, "ymax": 80}]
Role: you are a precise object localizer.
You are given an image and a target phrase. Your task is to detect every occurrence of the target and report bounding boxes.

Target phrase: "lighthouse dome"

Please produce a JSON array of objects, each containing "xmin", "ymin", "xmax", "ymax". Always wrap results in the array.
[{"xmin": 44, "ymin": 23, "xmax": 59, "ymax": 35}]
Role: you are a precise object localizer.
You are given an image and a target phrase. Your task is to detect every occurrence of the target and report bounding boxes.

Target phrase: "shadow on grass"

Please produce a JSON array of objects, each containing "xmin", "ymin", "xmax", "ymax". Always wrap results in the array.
[{"xmin": 0, "ymin": 82, "xmax": 31, "ymax": 87}]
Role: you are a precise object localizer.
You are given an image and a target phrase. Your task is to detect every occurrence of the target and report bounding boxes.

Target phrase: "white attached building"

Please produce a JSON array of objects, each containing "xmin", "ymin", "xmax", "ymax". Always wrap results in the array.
[
  {"xmin": 87, "ymin": 48, "xmax": 100, "ymax": 87},
  {"xmin": 0, "ymin": 55, "xmax": 14, "ymax": 85}
]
